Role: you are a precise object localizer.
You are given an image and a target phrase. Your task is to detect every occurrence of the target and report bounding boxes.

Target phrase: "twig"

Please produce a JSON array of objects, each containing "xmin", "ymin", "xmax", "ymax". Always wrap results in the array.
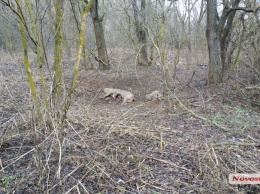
[
  {"xmin": 94, "ymin": 56, "xmax": 109, "ymax": 67},
  {"xmin": 211, "ymin": 142, "xmax": 260, "ymax": 147},
  {"xmin": 185, "ymin": 70, "xmax": 195, "ymax": 86},
  {"xmin": 245, "ymin": 85, "xmax": 260, "ymax": 90},
  {"xmin": 77, "ymin": 180, "xmax": 90, "ymax": 194},
  {"xmin": 140, "ymin": 180, "xmax": 167, "ymax": 191},
  {"xmin": 146, "ymin": 156, "xmax": 191, "ymax": 172},
  {"xmin": 49, "ymin": 163, "xmax": 85, "ymax": 192}
]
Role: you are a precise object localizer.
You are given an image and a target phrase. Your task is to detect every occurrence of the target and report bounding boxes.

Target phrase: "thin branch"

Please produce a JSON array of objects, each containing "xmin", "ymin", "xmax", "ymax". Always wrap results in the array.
[{"xmin": 228, "ymin": 6, "xmax": 260, "ymax": 14}]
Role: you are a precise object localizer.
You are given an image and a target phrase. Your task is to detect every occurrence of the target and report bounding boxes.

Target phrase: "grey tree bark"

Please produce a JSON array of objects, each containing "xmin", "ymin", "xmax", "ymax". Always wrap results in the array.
[
  {"xmin": 132, "ymin": 0, "xmax": 148, "ymax": 66},
  {"xmin": 206, "ymin": 0, "xmax": 223, "ymax": 83},
  {"xmin": 206, "ymin": 0, "xmax": 259, "ymax": 83},
  {"xmin": 90, "ymin": 0, "xmax": 110, "ymax": 70},
  {"xmin": 218, "ymin": 0, "xmax": 240, "ymax": 73}
]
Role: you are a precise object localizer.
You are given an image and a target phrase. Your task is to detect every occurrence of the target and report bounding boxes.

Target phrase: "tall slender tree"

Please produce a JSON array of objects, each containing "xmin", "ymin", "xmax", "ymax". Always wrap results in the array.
[
  {"xmin": 90, "ymin": 0, "xmax": 110, "ymax": 70},
  {"xmin": 206, "ymin": 0, "xmax": 223, "ymax": 83},
  {"xmin": 132, "ymin": 0, "xmax": 148, "ymax": 66},
  {"xmin": 52, "ymin": 0, "xmax": 65, "ymax": 117}
]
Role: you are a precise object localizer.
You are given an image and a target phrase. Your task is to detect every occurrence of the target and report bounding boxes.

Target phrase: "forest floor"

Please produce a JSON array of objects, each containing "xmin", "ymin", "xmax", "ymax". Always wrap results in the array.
[{"xmin": 0, "ymin": 49, "xmax": 260, "ymax": 193}]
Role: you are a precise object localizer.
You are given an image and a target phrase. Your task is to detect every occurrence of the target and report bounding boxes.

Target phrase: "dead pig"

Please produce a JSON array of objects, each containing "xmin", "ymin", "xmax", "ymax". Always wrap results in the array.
[
  {"xmin": 145, "ymin": 90, "xmax": 162, "ymax": 101},
  {"xmin": 104, "ymin": 88, "xmax": 135, "ymax": 105}
]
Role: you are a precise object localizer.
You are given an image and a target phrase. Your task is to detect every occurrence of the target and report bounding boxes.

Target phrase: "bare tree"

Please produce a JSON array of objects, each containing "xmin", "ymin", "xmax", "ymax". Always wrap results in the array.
[
  {"xmin": 132, "ymin": 0, "xmax": 149, "ymax": 66},
  {"xmin": 52, "ymin": 0, "xmax": 65, "ymax": 117},
  {"xmin": 206, "ymin": 0, "xmax": 260, "ymax": 84},
  {"xmin": 206, "ymin": 0, "xmax": 223, "ymax": 83},
  {"xmin": 90, "ymin": 0, "xmax": 110, "ymax": 70}
]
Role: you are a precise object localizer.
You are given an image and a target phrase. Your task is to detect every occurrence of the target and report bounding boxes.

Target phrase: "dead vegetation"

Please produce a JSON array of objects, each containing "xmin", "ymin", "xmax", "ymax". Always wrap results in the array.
[{"xmin": 0, "ymin": 50, "xmax": 260, "ymax": 193}]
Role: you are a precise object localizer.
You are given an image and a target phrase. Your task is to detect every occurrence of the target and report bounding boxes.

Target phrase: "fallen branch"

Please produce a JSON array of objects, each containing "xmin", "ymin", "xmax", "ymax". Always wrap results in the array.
[
  {"xmin": 171, "ymin": 90, "xmax": 230, "ymax": 132},
  {"xmin": 245, "ymin": 85, "xmax": 260, "ymax": 90}
]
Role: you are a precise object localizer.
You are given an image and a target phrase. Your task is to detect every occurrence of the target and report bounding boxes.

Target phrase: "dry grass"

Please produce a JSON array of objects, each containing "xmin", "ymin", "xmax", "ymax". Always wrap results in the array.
[{"xmin": 0, "ymin": 49, "xmax": 260, "ymax": 193}]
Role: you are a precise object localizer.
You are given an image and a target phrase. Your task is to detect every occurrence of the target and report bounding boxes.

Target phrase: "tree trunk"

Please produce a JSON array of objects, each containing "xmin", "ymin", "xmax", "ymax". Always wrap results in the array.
[
  {"xmin": 218, "ymin": 0, "xmax": 240, "ymax": 73},
  {"xmin": 17, "ymin": 0, "xmax": 39, "ymax": 111},
  {"xmin": 90, "ymin": 0, "xmax": 110, "ymax": 70},
  {"xmin": 187, "ymin": 0, "xmax": 192, "ymax": 68},
  {"xmin": 206, "ymin": 0, "xmax": 223, "ymax": 83},
  {"xmin": 53, "ymin": 0, "xmax": 64, "ymax": 114},
  {"xmin": 159, "ymin": 0, "xmax": 174, "ymax": 95},
  {"xmin": 24, "ymin": 0, "xmax": 47, "ymax": 103},
  {"xmin": 132, "ymin": 0, "xmax": 148, "ymax": 66},
  {"xmin": 61, "ymin": 0, "xmax": 92, "ymax": 125}
]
